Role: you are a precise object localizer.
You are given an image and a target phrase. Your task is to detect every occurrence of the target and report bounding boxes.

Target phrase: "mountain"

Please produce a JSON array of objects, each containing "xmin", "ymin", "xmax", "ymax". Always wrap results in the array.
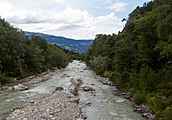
[{"xmin": 24, "ymin": 31, "xmax": 93, "ymax": 54}]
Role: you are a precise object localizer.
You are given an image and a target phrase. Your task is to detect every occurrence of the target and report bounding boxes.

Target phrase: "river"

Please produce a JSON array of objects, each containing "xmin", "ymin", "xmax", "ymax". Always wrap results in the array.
[{"xmin": 0, "ymin": 60, "xmax": 144, "ymax": 120}]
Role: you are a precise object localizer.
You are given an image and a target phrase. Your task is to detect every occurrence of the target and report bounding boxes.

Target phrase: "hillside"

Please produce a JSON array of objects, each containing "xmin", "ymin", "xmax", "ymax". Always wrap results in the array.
[
  {"xmin": 25, "ymin": 32, "xmax": 93, "ymax": 54},
  {"xmin": 0, "ymin": 18, "xmax": 71, "ymax": 84},
  {"xmin": 85, "ymin": 0, "xmax": 172, "ymax": 119}
]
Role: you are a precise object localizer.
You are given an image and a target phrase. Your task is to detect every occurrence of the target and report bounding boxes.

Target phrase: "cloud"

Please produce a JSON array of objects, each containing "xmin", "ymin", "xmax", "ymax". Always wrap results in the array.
[
  {"xmin": 0, "ymin": 0, "xmax": 125, "ymax": 39},
  {"xmin": 8, "ymin": 8, "xmax": 124, "ymax": 39},
  {"xmin": 7, "ymin": 8, "xmax": 91, "ymax": 25},
  {"xmin": 52, "ymin": 0, "xmax": 66, "ymax": 3},
  {"xmin": 107, "ymin": 2, "xmax": 128, "ymax": 12},
  {"xmin": 0, "ymin": 0, "xmax": 12, "ymax": 17}
]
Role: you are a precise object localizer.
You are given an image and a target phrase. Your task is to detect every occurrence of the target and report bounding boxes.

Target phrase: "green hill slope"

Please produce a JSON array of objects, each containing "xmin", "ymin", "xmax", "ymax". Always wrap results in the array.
[
  {"xmin": 85, "ymin": 0, "xmax": 172, "ymax": 119},
  {"xmin": 0, "ymin": 18, "xmax": 70, "ymax": 84}
]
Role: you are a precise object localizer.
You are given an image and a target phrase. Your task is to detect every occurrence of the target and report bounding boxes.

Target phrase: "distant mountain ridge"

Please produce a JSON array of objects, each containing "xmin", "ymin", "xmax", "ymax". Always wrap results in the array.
[{"xmin": 24, "ymin": 31, "xmax": 93, "ymax": 53}]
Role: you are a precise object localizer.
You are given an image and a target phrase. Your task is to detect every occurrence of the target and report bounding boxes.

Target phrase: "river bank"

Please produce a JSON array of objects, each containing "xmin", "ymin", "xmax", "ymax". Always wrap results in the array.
[
  {"xmin": 1, "ymin": 60, "xmax": 147, "ymax": 120},
  {"xmin": 6, "ymin": 90, "xmax": 83, "ymax": 120},
  {"xmin": 0, "ymin": 68, "xmax": 61, "ymax": 92}
]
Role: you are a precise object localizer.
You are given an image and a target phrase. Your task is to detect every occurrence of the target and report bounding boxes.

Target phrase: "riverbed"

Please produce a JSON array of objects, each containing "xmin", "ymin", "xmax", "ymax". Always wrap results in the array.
[{"xmin": 0, "ymin": 60, "xmax": 145, "ymax": 120}]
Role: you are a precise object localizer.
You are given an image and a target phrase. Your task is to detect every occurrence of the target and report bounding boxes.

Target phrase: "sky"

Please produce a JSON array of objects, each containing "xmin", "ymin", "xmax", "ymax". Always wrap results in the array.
[{"xmin": 0, "ymin": 0, "xmax": 152, "ymax": 39}]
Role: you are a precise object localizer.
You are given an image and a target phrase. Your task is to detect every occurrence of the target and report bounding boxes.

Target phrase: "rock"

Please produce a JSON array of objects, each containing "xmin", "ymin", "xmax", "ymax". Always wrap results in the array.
[
  {"xmin": 102, "ymin": 81, "xmax": 108, "ymax": 85},
  {"xmin": 70, "ymin": 77, "xmax": 74, "ymax": 81},
  {"xmin": 49, "ymin": 112, "xmax": 54, "ymax": 115},
  {"xmin": 82, "ymin": 86, "xmax": 95, "ymax": 91},
  {"xmin": 102, "ymin": 80, "xmax": 114, "ymax": 86},
  {"xmin": 69, "ymin": 97, "xmax": 80, "ymax": 104},
  {"xmin": 27, "ymin": 76, "xmax": 35, "ymax": 80},
  {"xmin": 72, "ymin": 88, "xmax": 79, "ymax": 96},
  {"xmin": 67, "ymin": 95, "xmax": 73, "ymax": 98},
  {"xmin": 74, "ymin": 97, "xmax": 80, "ymax": 104},
  {"xmin": 142, "ymin": 113, "xmax": 155, "ymax": 120},
  {"xmin": 8, "ymin": 86, "xmax": 13, "ymax": 91},
  {"xmin": 83, "ymin": 68, "xmax": 89, "ymax": 70},
  {"xmin": 70, "ymin": 79, "xmax": 84, "ymax": 95},
  {"xmin": 84, "ymin": 101, "xmax": 91, "ymax": 106},
  {"xmin": 133, "ymin": 104, "xmax": 145, "ymax": 113},
  {"xmin": 140, "ymin": 104, "xmax": 151, "ymax": 113},
  {"xmin": 81, "ymin": 112, "xmax": 87, "ymax": 119},
  {"xmin": 23, "ymin": 118, "xmax": 28, "ymax": 120},
  {"xmin": 2, "ymin": 86, "xmax": 8, "ymax": 90},
  {"xmin": 122, "ymin": 92, "xmax": 131, "ymax": 99},
  {"xmin": 13, "ymin": 84, "xmax": 28, "ymax": 91},
  {"xmin": 76, "ymin": 118, "xmax": 84, "ymax": 120},
  {"xmin": 30, "ymin": 100, "xmax": 35, "ymax": 103},
  {"xmin": 13, "ymin": 78, "xmax": 17, "ymax": 82},
  {"xmin": 91, "ymin": 91, "xmax": 96, "ymax": 96},
  {"xmin": 133, "ymin": 107, "xmax": 142, "ymax": 112},
  {"xmin": 62, "ymin": 73, "xmax": 70, "ymax": 77},
  {"xmin": 54, "ymin": 86, "xmax": 64, "ymax": 91}
]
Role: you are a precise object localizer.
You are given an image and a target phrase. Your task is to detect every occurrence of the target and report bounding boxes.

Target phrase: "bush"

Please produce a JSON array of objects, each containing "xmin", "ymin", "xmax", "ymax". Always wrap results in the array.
[
  {"xmin": 134, "ymin": 90, "xmax": 146, "ymax": 103},
  {"xmin": 147, "ymin": 96, "xmax": 168, "ymax": 117},
  {"xmin": 161, "ymin": 106, "xmax": 172, "ymax": 120},
  {"xmin": 0, "ymin": 73, "xmax": 12, "ymax": 84},
  {"xmin": 103, "ymin": 71, "xmax": 114, "ymax": 79}
]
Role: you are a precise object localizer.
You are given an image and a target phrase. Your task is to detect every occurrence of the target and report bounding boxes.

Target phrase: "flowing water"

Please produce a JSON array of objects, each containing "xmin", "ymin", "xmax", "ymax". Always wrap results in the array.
[{"xmin": 0, "ymin": 60, "xmax": 144, "ymax": 120}]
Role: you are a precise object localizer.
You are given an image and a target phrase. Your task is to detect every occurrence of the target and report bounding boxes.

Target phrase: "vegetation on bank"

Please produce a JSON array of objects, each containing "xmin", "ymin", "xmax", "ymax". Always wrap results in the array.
[
  {"xmin": 85, "ymin": 0, "xmax": 172, "ymax": 119},
  {"xmin": 0, "ymin": 18, "xmax": 71, "ymax": 85},
  {"xmin": 60, "ymin": 47, "xmax": 86, "ymax": 61}
]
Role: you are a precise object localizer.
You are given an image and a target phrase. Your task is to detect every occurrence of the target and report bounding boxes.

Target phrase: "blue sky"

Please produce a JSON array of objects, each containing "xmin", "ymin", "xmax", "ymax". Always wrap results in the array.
[{"xmin": 0, "ymin": 0, "xmax": 151, "ymax": 39}]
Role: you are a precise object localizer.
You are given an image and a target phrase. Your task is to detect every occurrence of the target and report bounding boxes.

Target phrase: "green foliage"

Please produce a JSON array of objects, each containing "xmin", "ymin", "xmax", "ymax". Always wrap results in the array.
[
  {"xmin": 0, "ymin": 18, "xmax": 70, "ymax": 84},
  {"xmin": 85, "ymin": 0, "xmax": 172, "ymax": 118},
  {"xmin": 0, "ymin": 73, "xmax": 12, "ymax": 84},
  {"xmin": 162, "ymin": 106, "xmax": 172, "ymax": 120},
  {"xmin": 89, "ymin": 55, "xmax": 110, "ymax": 75},
  {"xmin": 45, "ymin": 44, "xmax": 68, "ymax": 68},
  {"xmin": 134, "ymin": 90, "xmax": 147, "ymax": 104},
  {"xmin": 103, "ymin": 71, "xmax": 114, "ymax": 79}
]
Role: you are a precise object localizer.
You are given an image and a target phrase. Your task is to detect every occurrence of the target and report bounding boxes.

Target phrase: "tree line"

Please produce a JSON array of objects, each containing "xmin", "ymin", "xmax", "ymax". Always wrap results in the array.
[
  {"xmin": 0, "ymin": 18, "xmax": 71, "ymax": 84},
  {"xmin": 85, "ymin": 0, "xmax": 172, "ymax": 119}
]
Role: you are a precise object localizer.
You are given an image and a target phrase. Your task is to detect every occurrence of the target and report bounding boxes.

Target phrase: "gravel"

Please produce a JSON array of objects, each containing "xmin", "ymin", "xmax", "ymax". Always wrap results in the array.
[{"xmin": 6, "ymin": 91, "xmax": 83, "ymax": 120}]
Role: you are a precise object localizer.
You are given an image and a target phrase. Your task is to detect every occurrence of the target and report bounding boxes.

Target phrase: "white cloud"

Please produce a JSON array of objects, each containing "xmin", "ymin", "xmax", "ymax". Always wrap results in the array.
[
  {"xmin": 108, "ymin": 2, "xmax": 128, "ymax": 12},
  {"xmin": 104, "ymin": 0, "xmax": 112, "ymax": 5},
  {"xmin": 0, "ymin": 0, "xmax": 12, "ymax": 17},
  {"xmin": 53, "ymin": 0, "xmax": 66, "ymax": 3},
  {"xmin": 0, "ymin": 0, "xmax": 125, "ymax": 39}
]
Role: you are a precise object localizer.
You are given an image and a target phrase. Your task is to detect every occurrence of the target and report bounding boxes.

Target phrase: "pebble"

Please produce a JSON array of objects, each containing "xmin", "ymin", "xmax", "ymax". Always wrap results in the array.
[{"xmin": 6, "ymin": 91, "xmax": 81, "ymax": 120}]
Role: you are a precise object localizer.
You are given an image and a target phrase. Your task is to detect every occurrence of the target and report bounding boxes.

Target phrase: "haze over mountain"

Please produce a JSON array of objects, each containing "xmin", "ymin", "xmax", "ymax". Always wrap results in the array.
[{"xmin": 25, "ymin": 31, "xmax": 93, "ymax": 53}]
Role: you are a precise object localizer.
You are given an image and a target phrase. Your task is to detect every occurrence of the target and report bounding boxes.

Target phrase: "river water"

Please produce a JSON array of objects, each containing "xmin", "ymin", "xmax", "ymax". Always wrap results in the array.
[{"xmin": 0, "ymin": 60, "xmax": 144, "ymax": 120}]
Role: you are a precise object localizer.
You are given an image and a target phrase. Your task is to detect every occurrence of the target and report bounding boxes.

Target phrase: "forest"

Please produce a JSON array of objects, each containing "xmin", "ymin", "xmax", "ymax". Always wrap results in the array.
[
  {"xmin": 0, "ymin": 0, "xmax": 172, "ymax": 119},
  {"xmin": 0, "ymin": 18, "xmax": 71, "ymax": 84},
  {"xmin": 85, "ymin": 0, "xmax": 172, "ymax": 119}
]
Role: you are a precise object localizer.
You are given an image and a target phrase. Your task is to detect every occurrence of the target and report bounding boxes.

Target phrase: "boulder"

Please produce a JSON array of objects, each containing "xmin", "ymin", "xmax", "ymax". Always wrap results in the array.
[
  {"xmin": 8, "ymin": 86, "xmax": 13, "ymax": 91},
  {"xmin": 80, "ymin": 112, "xmax": 87, "ymax": 119},
  {"xmin": 74, "ymin": 97, "xmax": 80, "ymax": 104},
  {"xmin": 102, "ymin": 80, "xmax": 114, "ymax": 86},
  {"xmin": 142, "ymin": 113, "xmax": 155, "ymax": 120},
  {"xmin": 54, "ymin": 86, "xmax": 64, "ymax": 91},
  {"xmin": 71, "ymin": 88, "xmax": 79, "ymax": 96},
  {"xmin": 13, "ymin": 84, "xmax": 28, "ymax": 91},
  {"xmin": 140, "ymin": 104, "xmax": 151, "ymax": 113},
  {"xmin": 122, "ymin": 92, "xmax": 131, "ymax": 99},
  {"xmin": 84, "ymin": 101, "xmax": 91, "ymax": 106},
  {"xmin": 82, "ymin": 86, "xmax": 95, "ymax": 91}
]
